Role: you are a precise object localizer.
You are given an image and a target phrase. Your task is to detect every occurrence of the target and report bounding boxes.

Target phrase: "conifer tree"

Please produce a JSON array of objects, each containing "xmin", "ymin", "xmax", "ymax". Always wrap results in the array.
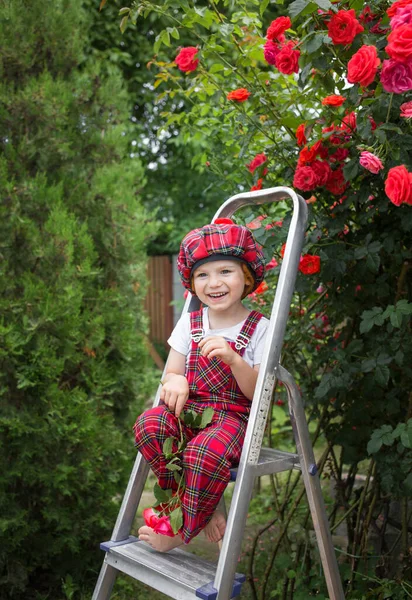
[{"xmin": 0, "ymin": 1, "xmax": 157, "ymax": 596}]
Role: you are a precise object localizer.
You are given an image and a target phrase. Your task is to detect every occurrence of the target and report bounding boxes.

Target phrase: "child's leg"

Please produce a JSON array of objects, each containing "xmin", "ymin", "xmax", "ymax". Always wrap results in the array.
[
  {"xmin": 180, "ymin": 411, "xmax": 246, "ymax": 543},
  {"xmin": 133, "ymin": 405, "xmax": 182, "ymax": 492}
]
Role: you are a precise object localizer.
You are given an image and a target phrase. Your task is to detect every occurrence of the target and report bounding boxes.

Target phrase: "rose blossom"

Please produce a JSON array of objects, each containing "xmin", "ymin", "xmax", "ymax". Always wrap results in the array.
[
  {"xmin": 246, "ymin": 153, "xmax": 267, "ymax": 173},
  {"xmin": 251, "ymin": 178, "xmax": 263, "ymax": 191},
  {"xmin": 384, "ymin": 165, "xmax": 412, "ymax": 205},
  {"xmin": 275, "ymin": 41, "xmax": 300, "ymax": 74},
  {"xmin": 400, "ymin": 100, "xmax": 412, "ymax": 117},
  {"xmin": 175, "ymin": 47, "xmax": 199, "ymax": 72},
  {"xmin": 322, "ymin": 95, "xmax": 346, "ymax": 106},
  {"xmin": 326, "ymin": 168, "xmax": 347, "ymax": 195},
  {"xmin": 299, "ymin": 255, "xmax": 321, "ymax": 275},
  {"xmin": 311, "ymin": 160, "xmax": 332, "ymax": 186},
  {"xmin": 227, "ymin": 88, "xmax": 251, "ymax": 102},
  {"xmin": 264, "ymin": 40, "xmax": 281, "ymax": 65},
  {"xmin": 327, "ymin": 10, "xmax": 364, "ymax": 45},
  {"xmin": 359, "ymin": 151, "xmax": 384, "ymax": 174},
  {"xmin": 267, "ymin": 16, "xmax": 292, "ymax": 40},
  {"xmin": 296, "ymin": 123, "xmax": 307, "ymax": 146},
  {"xmin": 293, "ymin": 165, "xmax": 319, "ymax": 191},
  {"xmin": 391, "ymin": 4, "xmax": 412, "ymax": 29},
  {"xmin": 386, "ymin": 24, "xmax": 412, "ymax": 62},
  {"xmin": 330, "ymin": 148, "xmax": 350, "ymax": 163},
  {"xmin": 298, "ymin": 142, "xmax": 323, "ymax": 165},
  {"xmin": 380, "ymin": 58, "xmax": 412, "ymax": 93},
  {"xmin": 347, "ymin": 45, "xmax": 381, "ymax": 87},
  {"xmin": 387, "ymin": 0, "xmax": 412, "ymax": 18}
]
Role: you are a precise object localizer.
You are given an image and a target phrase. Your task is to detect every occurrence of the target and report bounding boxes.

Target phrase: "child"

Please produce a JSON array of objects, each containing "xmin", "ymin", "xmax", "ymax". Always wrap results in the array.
[{"xmin": 134, "ymin": 219, "xmax": 269, "ymax": 552}]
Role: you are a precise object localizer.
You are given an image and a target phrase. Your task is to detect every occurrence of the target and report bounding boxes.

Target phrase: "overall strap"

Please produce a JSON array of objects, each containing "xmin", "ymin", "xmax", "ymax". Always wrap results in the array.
[
  {"xmin": 189, "ymin": 309, "xmax": 204, "ymax": 343},
  {"xmin": 234, "ymin": 310, "xmax": 263, "ymax": 353}
]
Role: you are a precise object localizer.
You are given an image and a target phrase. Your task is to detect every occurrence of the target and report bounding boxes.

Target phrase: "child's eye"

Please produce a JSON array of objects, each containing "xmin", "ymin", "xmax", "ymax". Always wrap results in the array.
[
  {"xmin": 221, "ymin": 269, "xmax": 232, "ymax": 275},
  {"xmin": 196, "ymin": 272, "xmax": 207, "ymax": 278}
]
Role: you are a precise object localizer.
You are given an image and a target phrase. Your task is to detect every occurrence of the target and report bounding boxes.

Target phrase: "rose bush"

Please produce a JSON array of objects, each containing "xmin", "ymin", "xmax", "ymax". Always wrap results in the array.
[{"xmin": 114, "ymin": 0, "xmax": 412, "ymax": 597}]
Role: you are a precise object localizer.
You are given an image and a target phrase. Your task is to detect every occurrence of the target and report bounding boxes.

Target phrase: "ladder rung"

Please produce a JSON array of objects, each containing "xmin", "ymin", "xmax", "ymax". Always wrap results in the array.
[
  {"xmin": 230, "ymin": 447, "xmax": 300, "ymax": 480},
  {"xmin": 101, "ymin": 539, "xmax": 245, "ymax": 600}
]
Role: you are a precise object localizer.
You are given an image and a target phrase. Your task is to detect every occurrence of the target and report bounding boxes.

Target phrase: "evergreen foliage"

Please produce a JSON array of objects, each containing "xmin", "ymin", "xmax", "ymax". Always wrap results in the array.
[{"xmin": 0, "ymin": 1, "xmax": 157, "ymax": 596}]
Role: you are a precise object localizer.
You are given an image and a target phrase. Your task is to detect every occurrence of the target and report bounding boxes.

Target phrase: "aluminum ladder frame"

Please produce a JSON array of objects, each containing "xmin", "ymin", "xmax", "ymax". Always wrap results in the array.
[{"xmin": 93, "ymin": 187, "xmax": 345, "ymax": 600}]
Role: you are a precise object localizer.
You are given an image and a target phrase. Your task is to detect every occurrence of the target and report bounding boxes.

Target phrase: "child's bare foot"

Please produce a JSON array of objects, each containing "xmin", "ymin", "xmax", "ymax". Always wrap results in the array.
[
  {"xmin": 138, "ymin": 525, "xmax": 184, "ymax": 552},
  {"xmin": 203, "ymin": 510, "xmax": 226, "ymax": 543}
]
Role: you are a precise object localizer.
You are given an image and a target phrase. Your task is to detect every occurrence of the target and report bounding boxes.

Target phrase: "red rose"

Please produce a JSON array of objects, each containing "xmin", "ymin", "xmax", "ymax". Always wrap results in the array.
[
  {"xmin": 387, "ymin": 0, "xmax": 412, "ymax": 18},
  {"xmin": 227, "ymin": 88, "xmax": 251, "ymax": 102},
  {"xmin": 267, "ymin": 16, "xmax": 292, "ymax": 40},
  {"xmin": 254, "ymin": 281, "xmax": 268, "ymax": 295},
  {"xmin": 330, "ymin": 148, "xmax": 350, "ymax": 163},
  {"xmin": 296, "ymin": 123, "xmax": 307, "ymax": 146},
  {"xmin": 251, "ymin": 178, "xmax": 263, "ymax": 191},
  {"xmin": 322, "ymin": 95, "xmax": 346, "ymax": 106},
  {"xmin": 384, "ymin": 164, "xmax": 412, "ymax": 205},
  {"xmin": 327, "ymin": 10, "xmax": 364, "ymax": 45},
  {"xmin": 386, "ymin": 24, "xmax": 412, "ymax": 62},
  {"xmin": 293, "ymin": 165, "xmax": 319, "ymax": 191},
  {"xmin": 341, "ymin": 111, "xmax": 357, "ymax": 133},
  {"xmin": 311, "ymin": 160, "xmax": 332, "ymax": 186},
  {"xmin": 326, "ymin": 168, "xmax": 347, "ymax": 195},
  {"xmin": 275, "ymin": 41, "xmax": 300, "ymax": 75},
  {"xmin": 175, "ymin": 47, "xmax": 199, "ymax": 72},
  {"xmin": 264, "ymin": 40, "xmax": 281, "ymax": 65},
  {"xmin": 347, "ymin": 45, "xmax": 381, "ymax": 87},
  {"xmin": 299, "ymin": 255, "xmax": 321, "ymax": 275},
  {"xmin": 298, "ymin": 142, "xmax": 324, "ymax": 165},
  {"xmin": 246, "ymin": 153, "xmax": 267, "ymax": 173}
]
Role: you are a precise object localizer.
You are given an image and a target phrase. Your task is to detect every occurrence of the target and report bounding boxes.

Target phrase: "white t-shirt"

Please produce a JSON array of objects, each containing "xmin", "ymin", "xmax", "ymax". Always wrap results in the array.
[{"xmin": 168, "ymin": 307, "xmax": 269, "ymax": 367}]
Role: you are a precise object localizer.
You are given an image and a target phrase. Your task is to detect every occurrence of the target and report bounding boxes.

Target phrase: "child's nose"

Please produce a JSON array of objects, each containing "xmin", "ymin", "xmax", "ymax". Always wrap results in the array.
[{"xmin": 209, "ymin": 274, "xmax": 223, "ymax": 287}]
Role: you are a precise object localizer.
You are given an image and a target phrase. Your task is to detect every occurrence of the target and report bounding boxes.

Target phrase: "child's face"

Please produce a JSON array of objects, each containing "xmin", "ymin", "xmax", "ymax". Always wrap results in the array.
[{"xmin": 192, "ymin": 260, "xmax": 246, "ymax": 310}]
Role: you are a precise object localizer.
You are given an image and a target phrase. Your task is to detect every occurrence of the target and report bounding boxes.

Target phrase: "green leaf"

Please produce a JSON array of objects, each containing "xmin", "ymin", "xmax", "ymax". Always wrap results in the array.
[
  {"xmin": 392, "ymin": 423, "xmax": 406, "ymax": 438},
  {"xmin": 343, "ymin": 159, "xmax": 359, "ymax": 181},
  {"xmin": 396, "ymin": 300, "xmax": 412, "ymax": 314},
  {"xmin": 367, "ymin": 437, "xmax": 382, "ymax": 454},
  {"xmin": 366, "ymin": 252, "xmax": 380, "ymax": 273},
  {"xmin": 289, "ymin": 0, "xmax": 313, "ymax": 18},
  {"xmin": 199, "ymin": 407, "xmax": 214, "ymax": 429},
  {"xmin": 375, "ymin": 364, "xmax": 390, "ymax": 387},
  {"xmin": 170, "ymin": 507, "xmax": 183, "ymax": 534},
  {"xmin": 360, "ymin": 307, "xmax": 384, "ymax": 333},
  {"xmin": 153, "ymin": 483, "xmax": 170, "ymax": 503},
  {"xmin": 401, "ymin": 424, "xmax": 412, "ymax": 449},
  {"xmin": 390, "ymin": 311, "xmax": 402, "ymax": 328},
  {"xmin": 260, "ymin": 0, "xmax": 270, "ymax": 16},
  {"xmin": 303, "ymin": 33, "xmax": 324, "ymax": 54},
  {"xmin": 313, "ymin": 0, "xmax": 332, "ymax": 8},
  {"xmin": 404, "ymin": 472, "xmax": 412, "ymax": 492},
  {"xmin": 162, "ymin": 437, "xmax": 175, "ymax": 457},
  {"xmin": 165, "ymin": 461, "xmax": 182, "ymax": 472},
  {"xmin": 167, "ymin": 26, "xmax": 180, "ymax": 40}
]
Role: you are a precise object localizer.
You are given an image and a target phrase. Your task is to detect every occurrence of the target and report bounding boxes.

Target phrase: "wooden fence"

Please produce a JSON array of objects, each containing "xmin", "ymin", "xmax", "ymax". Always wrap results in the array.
[{"xmin": 145, "ymin": 255, "xmax": 174, "ymax": 357}]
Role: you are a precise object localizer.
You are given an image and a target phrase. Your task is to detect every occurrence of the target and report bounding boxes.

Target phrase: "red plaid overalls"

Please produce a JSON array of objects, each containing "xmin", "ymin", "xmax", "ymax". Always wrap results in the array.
[{"xmin": 134, "ymin": 309, "xmax": 263, "ymax": 543}]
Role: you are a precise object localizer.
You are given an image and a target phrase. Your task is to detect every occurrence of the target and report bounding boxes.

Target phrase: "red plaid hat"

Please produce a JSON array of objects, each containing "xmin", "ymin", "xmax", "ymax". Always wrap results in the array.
[{"xmin": 177, "ymin": 218, "xmax": 265, "ymax": 292}]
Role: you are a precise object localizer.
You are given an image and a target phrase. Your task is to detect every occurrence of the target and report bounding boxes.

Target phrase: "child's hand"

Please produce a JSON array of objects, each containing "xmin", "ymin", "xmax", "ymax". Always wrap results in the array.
[
  {"xmin": 160, "ymin": 374, "xmax": 189, "ymax": 418},
  {"xmin": 198, "ymin": 336, "xmax": 238, "ymax": 366}
]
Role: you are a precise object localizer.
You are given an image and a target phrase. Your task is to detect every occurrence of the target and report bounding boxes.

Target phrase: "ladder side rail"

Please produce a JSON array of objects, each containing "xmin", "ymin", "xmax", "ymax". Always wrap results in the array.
[
  {"xmin": 92, "ymin": 562, "xmax": 118, "ymax": 600},
  {"xmin": 276, "ymin": 365, "xmax": 345, "ymax": 600},
  {"xmin": 213, "ymin": 188, "xmax": 308, "ymax": 598}
]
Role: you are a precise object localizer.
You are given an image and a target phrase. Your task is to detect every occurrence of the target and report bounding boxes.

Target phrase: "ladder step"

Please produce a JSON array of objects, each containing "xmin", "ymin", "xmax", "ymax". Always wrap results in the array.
[
  {"xmin": 101, "ymin": 538, "xmax": 245, "ymax": 600},
  {"xmin": 230, "ymin": 447, "xmax": 300, "ymax": 480}
]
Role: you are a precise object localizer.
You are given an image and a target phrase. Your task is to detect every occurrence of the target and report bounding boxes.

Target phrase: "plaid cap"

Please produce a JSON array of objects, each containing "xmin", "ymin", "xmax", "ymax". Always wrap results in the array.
[{"xmin": 177, "ymin": 219, "xmax": 266, "ymax": 292}]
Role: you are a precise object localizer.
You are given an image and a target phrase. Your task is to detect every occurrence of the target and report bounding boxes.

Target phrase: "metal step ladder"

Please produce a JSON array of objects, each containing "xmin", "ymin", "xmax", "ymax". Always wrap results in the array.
[{"xmin": 93, "ymin": 187, "xmax": 345, "ymax": 600}]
